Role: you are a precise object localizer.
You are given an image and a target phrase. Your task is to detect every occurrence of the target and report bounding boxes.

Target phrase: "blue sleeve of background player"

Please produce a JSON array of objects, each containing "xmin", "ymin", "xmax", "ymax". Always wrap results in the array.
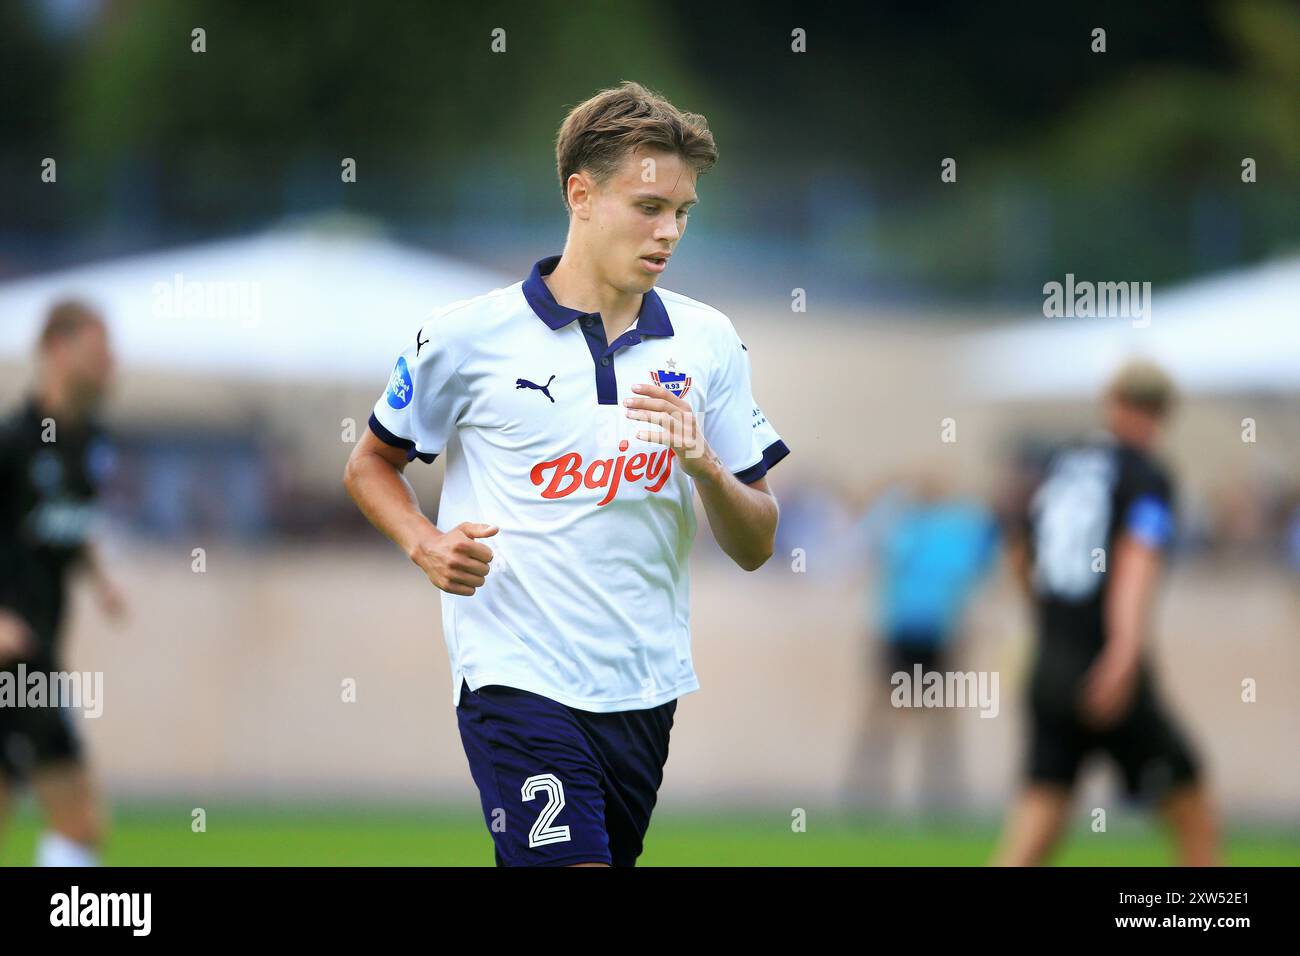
[{"xmin": 1124, "ymin": 494, "xmax": 1175, "ymax": 550}]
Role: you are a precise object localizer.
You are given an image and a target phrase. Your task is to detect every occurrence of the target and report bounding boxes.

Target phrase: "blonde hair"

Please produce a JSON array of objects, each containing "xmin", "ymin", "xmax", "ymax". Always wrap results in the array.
[
  {"xmin": 39, "ymin": 299, "xmax": 103, "ymax": 352},
  {"xmin": 1106, "ymin": 359, "xmax": 1176, "ymax": 418}
]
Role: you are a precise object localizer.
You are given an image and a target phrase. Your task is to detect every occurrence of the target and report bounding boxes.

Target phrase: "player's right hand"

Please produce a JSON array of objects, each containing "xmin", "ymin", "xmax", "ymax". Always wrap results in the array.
[
  {"xmin": 409, "ymin": 522, "xmax": 498, "ymax": 596},
  {"xmin": 0, "ymin": 609, "xmax": 34, "ymax": 665}
]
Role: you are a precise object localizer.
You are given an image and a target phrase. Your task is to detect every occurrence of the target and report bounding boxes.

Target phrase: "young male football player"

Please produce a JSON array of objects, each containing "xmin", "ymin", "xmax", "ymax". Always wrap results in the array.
[
  {"xmin": 992, "ymin": 361, "xmax": 1219, "ymax": 866},
  {"xmin": 0, "ymin": 301, "xmax": 124, "ymax": 866},
  {"xmin": 345, "ymin": 81, "xmax": 788, "ymax": 866}
]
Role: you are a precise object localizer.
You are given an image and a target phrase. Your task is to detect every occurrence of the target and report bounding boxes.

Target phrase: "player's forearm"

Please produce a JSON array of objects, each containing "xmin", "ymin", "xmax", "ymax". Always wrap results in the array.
[
  {"xmin": 1009, "ymin": 539, "xmax": 1034, "ymax": 602},
  {"xmin": 693, "ymin": 457, "xmax": 778, "ymax": 571},
  {"xmin": 343, "ymin": 452, "xmax": 442, "ymax": 559},
  {"xmin": 1104, "ymin": 586, "xmax": 1147, "ymax": 671},
  {"xmin": 78, "ymin": 539, "xmax": 107, "ymax": 594},
  {"xmin": 1103, "ymin": 542, "xmax": 1158, "ymax": 670}
]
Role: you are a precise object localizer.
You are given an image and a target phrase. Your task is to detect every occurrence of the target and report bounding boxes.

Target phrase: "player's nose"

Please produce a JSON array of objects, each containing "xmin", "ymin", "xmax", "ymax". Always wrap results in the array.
[{"xmin": 654, "ymin": 215, "xmax": 680, "ymax": 242}]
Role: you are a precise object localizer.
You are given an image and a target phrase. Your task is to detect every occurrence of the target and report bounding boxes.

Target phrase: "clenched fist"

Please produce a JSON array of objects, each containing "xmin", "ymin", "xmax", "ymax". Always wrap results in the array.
[{"xmin": 408, "ymin": 522, "xmax": 498, "ymax": 596}]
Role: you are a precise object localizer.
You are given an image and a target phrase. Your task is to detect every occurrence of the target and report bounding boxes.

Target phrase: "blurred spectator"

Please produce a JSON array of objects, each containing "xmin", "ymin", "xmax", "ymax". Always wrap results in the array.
[
  {"xmin": 1208, "ymin": 480, "xmax": 1268, "ymax": 560},
  {"xmin": 1285, "ymin": 493, "xmax": 1300, "ymax": 574},
  {"xmin": 769, "ymin": 474, "xmax": 857, "ymax": 578},
  {"xmin": 842, "ymin": 473, "xmax": 1000, "ymax": 818}
]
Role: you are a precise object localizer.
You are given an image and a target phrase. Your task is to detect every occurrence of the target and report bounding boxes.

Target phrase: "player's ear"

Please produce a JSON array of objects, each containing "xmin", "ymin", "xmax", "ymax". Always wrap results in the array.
[{"xmin": 567, "ymin": 171, "xmax": 594, "ymax": 220}]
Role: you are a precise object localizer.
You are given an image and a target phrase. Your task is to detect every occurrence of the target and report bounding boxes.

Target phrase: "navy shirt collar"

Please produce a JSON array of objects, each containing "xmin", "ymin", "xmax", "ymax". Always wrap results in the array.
[{"xmin": 523, "ymin": 254, "xmax": 673, "ymax": 338}]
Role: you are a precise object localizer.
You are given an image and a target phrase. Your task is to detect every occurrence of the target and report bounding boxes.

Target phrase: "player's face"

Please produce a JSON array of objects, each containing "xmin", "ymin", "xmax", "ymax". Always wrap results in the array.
[
  {"xmin": 1105, "ymin": 398, "xmax": 1160, "ymax": 448},
  {"xmin": 588, "ymin": 147, "xmax": 697, "ymax": 292},
  {"xmin": 67, "ymin": 321, "xmax": 115, "ymax": 405}
]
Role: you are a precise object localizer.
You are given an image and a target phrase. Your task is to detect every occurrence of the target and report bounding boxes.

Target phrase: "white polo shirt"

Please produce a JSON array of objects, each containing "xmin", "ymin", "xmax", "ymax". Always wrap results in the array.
[{"xmin": 369, "ymin": 254, "xmax": 789, "ymax": 712}]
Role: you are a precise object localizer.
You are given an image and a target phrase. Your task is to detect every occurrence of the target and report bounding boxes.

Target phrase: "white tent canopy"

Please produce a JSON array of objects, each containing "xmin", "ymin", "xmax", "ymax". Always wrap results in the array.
[
  {"xmin": 0, "ymin": 224, "xmax": 514, "ymax": 384},
  {"xmin": 961, "ymin": 255, "xmax": 1300, "ymax": 399}
]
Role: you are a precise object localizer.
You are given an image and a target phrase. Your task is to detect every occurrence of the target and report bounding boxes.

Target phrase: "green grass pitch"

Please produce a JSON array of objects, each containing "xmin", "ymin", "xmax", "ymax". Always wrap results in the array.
[{"xmin": 2, "ymin": 803, "xmax": 1296, "ymax": 866}]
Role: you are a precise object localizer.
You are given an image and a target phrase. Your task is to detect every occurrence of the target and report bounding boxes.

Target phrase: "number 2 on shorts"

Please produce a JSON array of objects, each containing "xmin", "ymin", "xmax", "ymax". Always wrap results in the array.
[{"xmin": 522, "ymin": 773, "xmax": 572, "ymax": 848}]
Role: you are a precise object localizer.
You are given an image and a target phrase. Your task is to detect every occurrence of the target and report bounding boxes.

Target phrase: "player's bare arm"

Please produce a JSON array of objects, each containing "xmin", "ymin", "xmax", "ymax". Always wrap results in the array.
[
  {"xmin": 1006, "ymin": 534, "xmax": 1034, "ymax": 601},
  {"xmin": 1081, "ymin": 532, "xmax": 1160, "ymax": 728},
  {"xmin": 0, "ymin": 510, "xmax": 34, "ymax": 662},
  {"xmin": 343, "ymin": 429, "xmax": 497, "ymax": 596},
  {"xmin": 79, "ymin": 540, "xmax": 127, "ymax": 622},
  {"xmin": 625, "ymin": 381, "xmax": 777, "ymax": 571},
  {"xmin": 696, "ymin": 471, "xmax": 777, "ymax": 572}
]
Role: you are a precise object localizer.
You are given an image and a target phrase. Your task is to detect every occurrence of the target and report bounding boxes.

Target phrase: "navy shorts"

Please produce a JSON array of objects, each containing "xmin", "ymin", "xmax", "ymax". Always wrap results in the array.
[
  {"xmin": 455, "ymin": 680, "xmax": 677, "ymax": 867},
  {"xmin": 0, "ymin": 699, "xmax": 84, "ymax": 783},
  {"xmin": 1027, "ymin": 657, "xmax": 1200, "ymax": 803}
]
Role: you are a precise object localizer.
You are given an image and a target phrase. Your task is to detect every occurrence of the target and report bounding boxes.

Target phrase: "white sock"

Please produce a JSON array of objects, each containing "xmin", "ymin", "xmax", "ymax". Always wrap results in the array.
[{"xmin": 36, "ymin": 831, "xmax": 100, "ymax": 867}]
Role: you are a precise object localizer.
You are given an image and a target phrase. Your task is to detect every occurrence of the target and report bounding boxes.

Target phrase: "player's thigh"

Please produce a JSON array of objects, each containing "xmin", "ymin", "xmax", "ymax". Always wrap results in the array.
[
  {"xmin": 582, "ymin": 699, "xmax": 677, "ymax": 868},
  {"xmin": 1103, "ymin": 682, "xmax": 1200, "ymax": 803},
  {"xmin": 456, "ymin": 683, "xmax": 612, "ymax": 867},
  {"xmin": 2, "ymin": 701, "xmax": 93, "ymax": 819},
  {"xmin": 1024, "ymin": 690, "xmax": 1090, "ymax": 791}
]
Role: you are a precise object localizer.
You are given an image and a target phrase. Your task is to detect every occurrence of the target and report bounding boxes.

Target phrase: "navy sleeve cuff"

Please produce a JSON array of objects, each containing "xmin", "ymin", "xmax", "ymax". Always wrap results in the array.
[
  {"xmin": 368, "ymin": 413, "xmax": 438, "ymax": 464},
  {"xmin": 734, "ymin": 439, "xmax": 790, "ymax": 485}
]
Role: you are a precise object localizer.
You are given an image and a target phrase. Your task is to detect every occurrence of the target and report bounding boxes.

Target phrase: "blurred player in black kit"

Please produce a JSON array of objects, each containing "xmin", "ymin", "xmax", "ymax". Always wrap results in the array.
[
  {"xmin": 0, "ymin": 300, "xmax": 125, "ymax": 866},
  {"xmin": 993, "ymin": 361, "xmax": 1219, "ymax": 866}
]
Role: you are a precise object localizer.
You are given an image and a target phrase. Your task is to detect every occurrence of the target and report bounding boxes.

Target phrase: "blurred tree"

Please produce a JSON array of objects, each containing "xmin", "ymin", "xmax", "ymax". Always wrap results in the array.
[
  {"xmin": 60, "ymin": 0, "xmax": 716, "ymax": 225},
  {"xmin": 0, "ymin": 0, "xmax": 1293, "ymax": 296},
  {"xmin": 874, "ymin": 0, "xmax": 1300, "ymax": 298}
]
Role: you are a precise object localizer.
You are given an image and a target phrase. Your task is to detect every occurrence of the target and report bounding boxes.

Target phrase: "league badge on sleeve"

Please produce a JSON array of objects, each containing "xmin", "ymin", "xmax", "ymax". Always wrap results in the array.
[
  {"xmin": 386, "ymin": 356, "xmax": 414, "ymax": 409},
  {"xmin": 650, "ymin": 360, "xmax": 691, "ymax": 398}
]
